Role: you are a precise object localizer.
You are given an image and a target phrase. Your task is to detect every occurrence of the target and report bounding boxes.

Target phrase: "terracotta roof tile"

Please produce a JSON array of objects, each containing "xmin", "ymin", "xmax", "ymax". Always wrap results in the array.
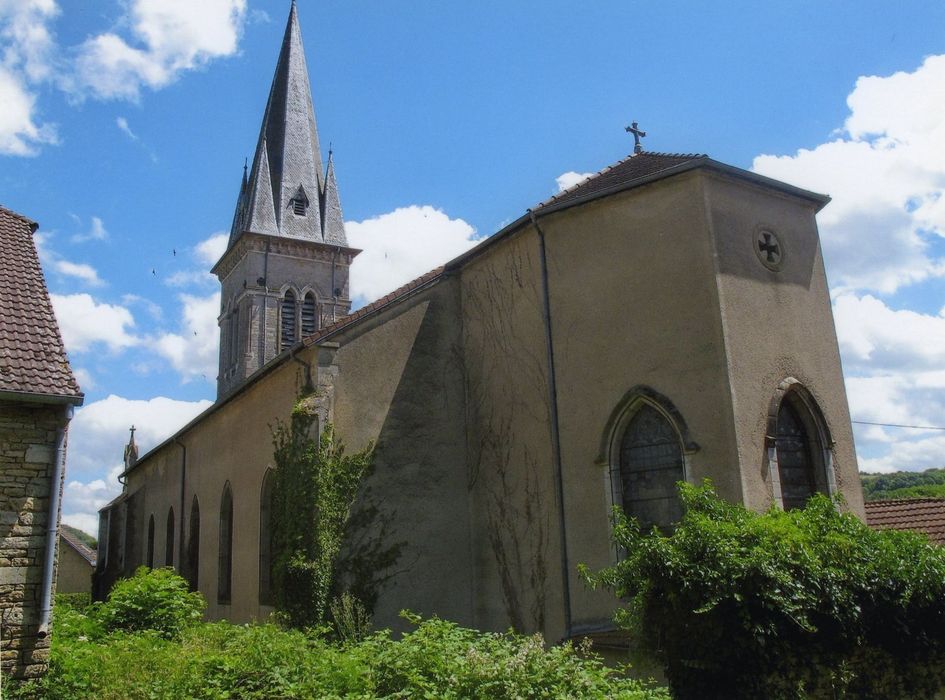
[
  {"xmin": 302, "ymin": 266, "xmax": 445, "ymax": 347},
  {"xmin": 864, "ymin": 498, "xmax": 945, "ymax": 544},
  {"xmin": 537, "ymin": 151, "xmax": 707, "ymax": 210},
  {"xmin": 0, "ymin": 206, "xmax": 81, "ymax": 401}
]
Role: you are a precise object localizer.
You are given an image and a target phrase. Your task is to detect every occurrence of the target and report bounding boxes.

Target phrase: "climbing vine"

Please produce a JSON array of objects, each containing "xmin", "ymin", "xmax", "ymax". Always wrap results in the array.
[{"xmin": 270, "ymin": 395, "xmax": 373, "ymax": 629}]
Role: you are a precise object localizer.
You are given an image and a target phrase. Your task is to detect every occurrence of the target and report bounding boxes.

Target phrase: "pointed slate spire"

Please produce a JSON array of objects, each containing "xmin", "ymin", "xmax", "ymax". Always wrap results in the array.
[
  {"xmin": 245, "ymin": 137, "xmax": 279, "ymax": 236},
  {"xmin": 321, "ymin": 151, "xmax": 347, "ymax": 246},
  {"xmin": 227, "ymin": 161, "xmax": 250, "ymax": 245},
  {"xmin": 230, "ymin": 1, "xmax": 328, "ymax": 244}
]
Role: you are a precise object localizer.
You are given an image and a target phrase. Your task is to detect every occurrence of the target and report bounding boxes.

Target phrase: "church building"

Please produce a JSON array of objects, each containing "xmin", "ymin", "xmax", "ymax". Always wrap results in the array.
[{"xmin": 94, "ymin": 4, "xmax": 864, "ymax": 643}]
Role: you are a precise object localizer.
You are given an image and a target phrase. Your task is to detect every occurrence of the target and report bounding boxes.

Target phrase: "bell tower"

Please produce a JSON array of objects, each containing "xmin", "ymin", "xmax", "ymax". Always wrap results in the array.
[{"xmin": 212, "ymin": 2, "xmax": 359, "ymax": 398}]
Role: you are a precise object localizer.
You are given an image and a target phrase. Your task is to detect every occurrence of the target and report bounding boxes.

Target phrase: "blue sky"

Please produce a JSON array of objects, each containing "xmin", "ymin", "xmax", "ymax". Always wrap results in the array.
[{"xmin": 1, "ymin": 0, "xmax": 944, "ymax": 534}]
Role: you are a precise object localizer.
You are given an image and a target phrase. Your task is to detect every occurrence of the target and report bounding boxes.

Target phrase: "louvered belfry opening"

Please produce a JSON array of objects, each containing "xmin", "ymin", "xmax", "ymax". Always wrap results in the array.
[
  {"xmin": 281, "ymin": 290, "xmax": 296, "ymax": 351},
  {"xmin": 301, "ymin": 293, "xmax": 317, "ymax": 336},
  {"xmin": 619, "ymin": 404, "xmax": 685, "ymax": 531}
]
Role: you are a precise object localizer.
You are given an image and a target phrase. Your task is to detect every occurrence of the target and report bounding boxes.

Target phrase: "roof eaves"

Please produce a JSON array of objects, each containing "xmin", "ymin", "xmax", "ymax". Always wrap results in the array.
[
  {"xmin": 703, "ymin": 159, "xmax": 831, "ymax": 211},
  {"xmin": 0, "ymin": 389, "xmax": 84, "ymax": 406}
]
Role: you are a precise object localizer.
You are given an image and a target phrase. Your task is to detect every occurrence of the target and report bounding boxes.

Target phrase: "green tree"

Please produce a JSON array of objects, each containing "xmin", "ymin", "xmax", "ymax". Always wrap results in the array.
[
  {"xmin": 270, "ymin": 398, "xmax": 373, "ymax": 629},
  {"xmin": 585, "ymin": 482, "xmax": 945, "ymax": 699},
  {"xmin": 97, "ymin": 567, "xmax": 204, "ymax": 640}
]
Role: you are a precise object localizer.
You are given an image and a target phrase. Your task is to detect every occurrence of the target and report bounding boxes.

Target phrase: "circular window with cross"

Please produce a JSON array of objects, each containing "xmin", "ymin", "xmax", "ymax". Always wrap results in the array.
[{"xmin": 754, "ymin": 228, "xmax": 784, "ymax": 271}]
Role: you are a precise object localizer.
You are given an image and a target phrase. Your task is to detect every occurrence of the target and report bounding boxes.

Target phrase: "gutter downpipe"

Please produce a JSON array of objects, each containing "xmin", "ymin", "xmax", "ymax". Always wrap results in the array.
[
  {"xmin": 528, "ymin": 209, "xmax": 572, "ymax": 641},
  {"xmin": 37, "ymin": 404, "xmax": 73, "ymax": 637},
  {"xmin": 174, "ymin": 438, "xmax": 186, "ymax": 571}
]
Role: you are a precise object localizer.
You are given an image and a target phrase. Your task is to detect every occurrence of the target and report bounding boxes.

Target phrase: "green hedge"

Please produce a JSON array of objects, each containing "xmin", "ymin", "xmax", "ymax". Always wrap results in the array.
[
  {"xmin": 8, "ymin": 572, "xmax": 666, "ymax": 699},
  {"xmin": 586, "ymin": 482, "xmax": 945, "ymax": 699}
]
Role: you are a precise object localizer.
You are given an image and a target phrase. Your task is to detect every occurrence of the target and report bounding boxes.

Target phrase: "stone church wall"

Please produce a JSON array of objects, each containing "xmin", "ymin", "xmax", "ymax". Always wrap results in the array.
[
  {"xmin": 704, "ymin": 172, "xmax": 864, "ymax": 517},
  {"xmin": 0, "ymin": 401, "xmax": 64, "ymax": 678}
]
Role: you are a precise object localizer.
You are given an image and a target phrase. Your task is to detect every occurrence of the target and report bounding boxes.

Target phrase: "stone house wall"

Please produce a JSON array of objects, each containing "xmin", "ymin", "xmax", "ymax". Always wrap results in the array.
[{"xmin": 0, "ymin": 401, "xmax": 66, "ymax": 679}]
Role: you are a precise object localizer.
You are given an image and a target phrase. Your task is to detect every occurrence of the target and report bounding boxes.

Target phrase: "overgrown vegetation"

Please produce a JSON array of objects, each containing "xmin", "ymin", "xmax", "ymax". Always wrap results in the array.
[
  {"xmin": 8, "ymin": 578, "xmax": 667, "ymax": 700},
  {"xmin": 586, "ymin": 481, "xmax": 945, "ymax": 699},
  {"xmin": 270, "ymin": 396, "xmax": 374, "ymax": 630},
  {"xmin": 860, "ymin": 466, "xmax": 945, "ymax": 500}
]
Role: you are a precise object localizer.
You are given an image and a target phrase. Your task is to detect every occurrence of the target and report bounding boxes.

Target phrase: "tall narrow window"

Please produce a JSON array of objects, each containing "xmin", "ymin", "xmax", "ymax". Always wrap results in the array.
[
  {"xmin": 619, "ymin": 404, "xmax": 684, "ymax": 531},
  {"xmin": 218, "ymin": 484, "xmax": 233, "ymax": 604},
  {"xmin": 301, "ymin": 293, "xmax": 317, "ymax": 337},
  {"xmin": 280, "ymin": 290, "xmax": 296, "ymax": 351},
  {"xmin": 259, "ymin": 470, "xmax": 274, "ymax": 605},
  {"xmin": 165, "ymin": 507, "xmax": 175, "ymax": 568},
  {"xmin": 777, "ymin": 400, "xmax": 819, "ymax": 510},
  {"xmin": 146, "ymin": 515, "xmax": 155, "ymax": 569},
  {"xmin": 231, "ymin": 306, "xmax": 240, "ymax": 367},
  {"xmin": 188, "ymin": 497, "xmax": 200, "ymax": 591}
]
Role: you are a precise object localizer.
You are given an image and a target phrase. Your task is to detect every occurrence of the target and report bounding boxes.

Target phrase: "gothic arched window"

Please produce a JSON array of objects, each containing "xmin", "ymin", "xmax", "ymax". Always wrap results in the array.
[
  {"xmin": 618, "ymin": 404, "xmax": 685, "ymax": 530},
  {"xmin": 218, "ymin": 483, "xmax": 233, "ymax": 604},
  {"xmin": 165, "ymin": 507, "xmax": 175, "ymax": 568},
  {"xmin": 188, "ymin": 496, "xmax": 200, "ymax": 591},
  {"xmin": 301, "ymin": 293, "xmax": 317, "ymax": 337},
  {"xmin": 146, "ymin": 515, "xmax": 155, "ymax": 569},
  {"xmin": 280, "ymin": 290, "xmax": 297, "ymax": 351},
  {"xmin": 776, "ymin": 397, "xmax": 826, "ymax": 510},
  {"xmin": 259, "ymin": 470, "xmax": 274, "ymax": 605}
]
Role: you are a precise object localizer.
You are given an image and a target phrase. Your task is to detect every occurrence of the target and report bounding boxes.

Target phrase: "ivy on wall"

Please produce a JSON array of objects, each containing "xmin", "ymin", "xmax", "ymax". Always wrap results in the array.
[{"xmin": 270, "ymin": 395, "xmax": 373, "ymax": 629}]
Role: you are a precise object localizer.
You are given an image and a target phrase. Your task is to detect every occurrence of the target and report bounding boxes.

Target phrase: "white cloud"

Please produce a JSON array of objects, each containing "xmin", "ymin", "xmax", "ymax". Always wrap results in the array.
[
  {"xmin": 71, "ymin": 0, "xmax": 248, "ymax": 101},
  {"xmin": 555, "ymin": 171, "xmax": 594, "ymax": 193},
  {"xmin": 121, "ymin": 293, "xmax": 163, "ymax": 320},
  {"xmin": 65, "ymin": 394, "xmax": 212, "ymax": 484},
  {"xmin": 0, "ymin": 64, "xmax": 57, "ymax": 155},
  {"xmin": 195, "ymin": 231, "xmax": 228, "ymax": 266},
  {"xmin": 69, "ymin": 215, "xmax": 108, "ymax": 243},
  {"xmin": 0, "ymin": 0, "xmax": 59, "ymax": 155},
  {"xmin": 115, "ymin": 115, "xmax": 137, "ymax": 140},
  {"xmin": 164, "ymin": 270, "xmax": 215, "ymax": 288},
  {"xmin": 753, "ymin": 54, "xmax": 945, "ymax": 295},
  {"xmin": 834, "ymin": 294, "xmax": 945, "ymax": 371},
  {"xmin": 154, "ymin": 292, "xmax": 220, "ymax": 382},
  {"xmin": 72, "ymin": 367, "xmax": 94, "ymax": 391},
  {"xmin": 54, "ymin": 260, "xmax": 103, "ymax": 286},
  {"xmin": 50, "ymin": 293, "xmax": 139, "ymax": 353},
  {"xmin": 346, "ymin": 205, "xmax": 478, "ymax": 303}
]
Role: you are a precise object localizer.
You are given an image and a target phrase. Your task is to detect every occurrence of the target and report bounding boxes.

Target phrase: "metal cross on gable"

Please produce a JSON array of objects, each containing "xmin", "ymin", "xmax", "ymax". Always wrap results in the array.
[
  {"xmin": 625, "ymin": 121, "xmax": 647, "ymax": 154},
  {"xmin": 758, "ymin": 231, "xmax": 781, "ymax": 264}
]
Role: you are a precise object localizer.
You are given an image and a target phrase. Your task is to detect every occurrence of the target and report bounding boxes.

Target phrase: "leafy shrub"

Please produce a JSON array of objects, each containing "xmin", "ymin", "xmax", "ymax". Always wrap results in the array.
[
  {"xmin": 54, "ymin": 592, "xmax": 92, "ymax": 612},
  {"xmin": 585, "ymin": 481, "xmax": 945, "ymax": 699},
  {"xmin": 8, "ymin": 613, "xmax": 667, "ymax": 699},
  {"xmin": 97, "ymin": 566, "xmax": 205, "ymax": 639},
  {"xmin": 271, "ymin": 405, "xmax": 373, "ymax": 629}
]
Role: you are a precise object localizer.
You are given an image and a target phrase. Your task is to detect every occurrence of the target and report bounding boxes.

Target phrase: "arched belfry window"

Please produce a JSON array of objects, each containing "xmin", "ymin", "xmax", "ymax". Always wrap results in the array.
[
  {"xmin": 218, "ymin": 483, "xmax": 233, "ymax": 604},
  {"xmin": 281, "ymin": 290, "xmax": 297, "ymax": 351},
  {"xmin": 301, "ymin": 293, "xmax": 317, "ymax": 337},
  {"xmin": 259, "ymin": 470, "xmax": 274, "ymax": 605},
  {"xmin": 188, "ymin": 496, "xmax": 200, "ymax": 591},
  {"xmin": 770, "ymin": 382, "xmax": 833, "ymax": 510},
  {"xmin": 146, "ymin": 515, "xmax": 155, "ymax": 569},
  {"xmin": 165, "ymin": 507, "xmax": 175, "ymax": 568},
  {"xmin": 619, "ymin": 404, "xmax": 686, "ymax": 530}
]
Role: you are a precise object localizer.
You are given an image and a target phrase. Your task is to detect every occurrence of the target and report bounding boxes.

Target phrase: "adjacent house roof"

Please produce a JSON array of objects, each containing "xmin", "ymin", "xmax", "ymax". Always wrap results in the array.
[
  {"xmin": 0, "ymin": 206, "xmax": 83, "ymax": 404},
  {"xmin": 60, "ymin": 528, "xmax": 97, "ymax": 566},
  {"xmin": 864, "ymin": 498, "xmax": 945, "ymax": 544}
]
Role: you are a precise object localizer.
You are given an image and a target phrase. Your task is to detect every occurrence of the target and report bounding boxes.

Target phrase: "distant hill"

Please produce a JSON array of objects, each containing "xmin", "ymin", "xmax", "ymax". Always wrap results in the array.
[
  {"xmin": 860, "ymin": 467, "xmax": 945, "ymax": 501},
  {"xmin": 61, "ymin": 523, "xmax": 97, "ymax": 550}
]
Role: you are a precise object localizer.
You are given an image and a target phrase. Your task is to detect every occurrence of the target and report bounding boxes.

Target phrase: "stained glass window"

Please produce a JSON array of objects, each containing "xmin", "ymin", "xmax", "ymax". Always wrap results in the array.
[{"xmin": 619, "ymin": 404, "xmax": 684, "ymax": 530}]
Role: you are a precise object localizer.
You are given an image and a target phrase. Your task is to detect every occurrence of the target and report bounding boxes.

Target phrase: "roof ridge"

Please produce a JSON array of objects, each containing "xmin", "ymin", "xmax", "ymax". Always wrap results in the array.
[
  {"xmin": 0, "ymin": 205, "xmax": 38, "ymax": 230},
  {"xmin": 866, "ymin": 497, "xmax": 945, "ymax": 506},
  {"xmin": 539, "ymin": 151, "xmax": 707, "ymax": 209}
]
